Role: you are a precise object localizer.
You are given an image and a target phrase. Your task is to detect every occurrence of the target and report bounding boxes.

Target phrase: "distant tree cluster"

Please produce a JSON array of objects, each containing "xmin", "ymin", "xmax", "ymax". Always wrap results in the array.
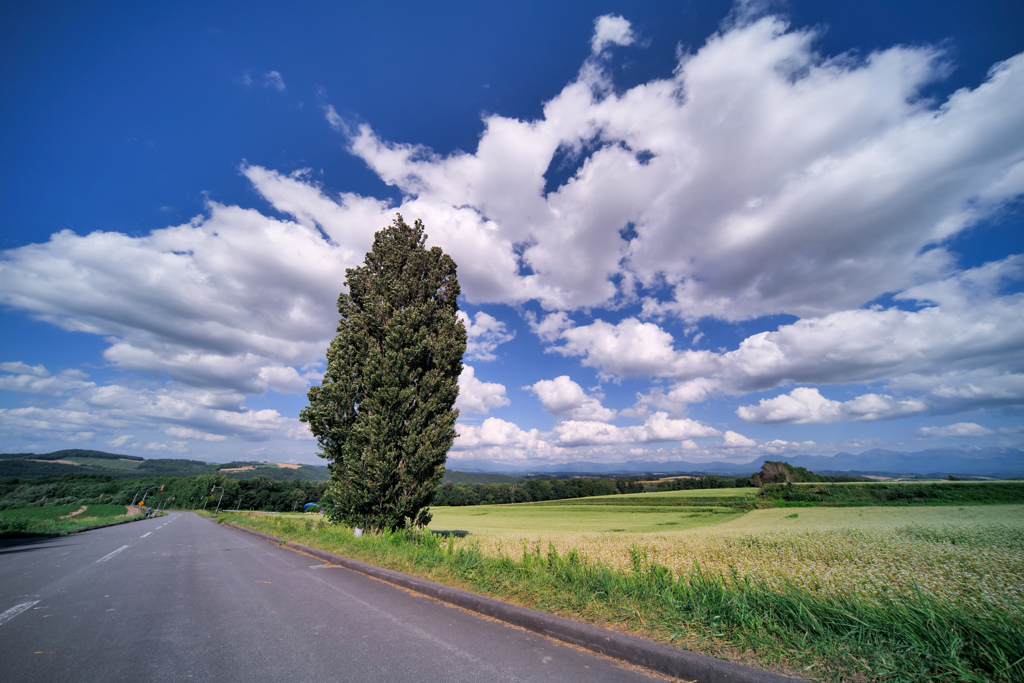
[
  {"xmin": 0, "ymin": 473, "xmax": 327, "ymax": 512},
  {"xmin": 432, "ymin": 477, "xmax": 645, "ymax": 506},
  {"xmin": 750, "ymin": 461, "xmax": 868, "ymax": 486},
  {"xmin": 651, "ymin": 475, "xmax": 753, "ymax": 491}
]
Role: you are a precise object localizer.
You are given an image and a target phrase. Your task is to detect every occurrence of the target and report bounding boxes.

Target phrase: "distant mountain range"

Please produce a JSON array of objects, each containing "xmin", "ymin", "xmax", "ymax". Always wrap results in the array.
[
  {"xmin": 4, "ymin": 446, "xmax": 1021, "ymax": 481},
  {"xmin": 450, "ymin": 447, "xmax": 1024, "ymax": 478}
]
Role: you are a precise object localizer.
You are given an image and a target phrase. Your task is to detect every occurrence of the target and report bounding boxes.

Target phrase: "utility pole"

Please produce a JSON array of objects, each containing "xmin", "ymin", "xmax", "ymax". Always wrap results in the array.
[
  {"xmin": 132, "ymin": 485, "xmax": 159, "ymax": 507},
  {"xmin": 211, "ymin": 486, "xmax": 225, "ymax": 513}
]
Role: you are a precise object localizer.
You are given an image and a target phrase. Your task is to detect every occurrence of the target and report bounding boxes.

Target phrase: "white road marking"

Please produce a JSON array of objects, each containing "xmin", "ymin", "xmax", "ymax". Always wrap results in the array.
[
  {"xmin": 140, "ymin": 532, "xmax": 152, "ymax": 538},
  {"xmin": 0, "ymin": 601, "xmax": 40, "ymax": 627},
  {"xmin": 96, "ymin": 545, "xmax": 130, "ymax": 562}
]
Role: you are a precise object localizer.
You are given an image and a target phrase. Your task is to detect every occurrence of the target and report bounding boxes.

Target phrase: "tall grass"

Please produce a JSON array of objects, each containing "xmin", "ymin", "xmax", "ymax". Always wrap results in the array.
[{"xmin": 223, "ymin": 511, "xmax": 1023, "ymax": 682}]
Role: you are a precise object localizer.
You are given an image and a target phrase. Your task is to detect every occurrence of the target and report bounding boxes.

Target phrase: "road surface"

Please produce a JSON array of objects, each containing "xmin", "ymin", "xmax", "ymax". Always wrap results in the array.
[{"xmin": 0, "ymin": 512, "xmax": 669, "ymax": 682}]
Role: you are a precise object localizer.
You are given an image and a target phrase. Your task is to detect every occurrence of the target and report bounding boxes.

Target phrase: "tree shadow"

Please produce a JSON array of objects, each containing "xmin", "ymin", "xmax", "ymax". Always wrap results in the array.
[{"xmin": 0, "ymin": 534, "xmax": 75, "ymax": 556}]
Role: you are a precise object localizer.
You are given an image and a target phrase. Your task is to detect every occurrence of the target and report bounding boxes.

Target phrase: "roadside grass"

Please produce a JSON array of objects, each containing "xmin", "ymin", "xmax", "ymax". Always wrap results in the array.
[
  {"xmin": 0, "ymin": 504, "xmax": 146, "ymax": 536},
  {"xmin": 221, "ymin": 507, "xmax": 1024, "ymax": 682}
]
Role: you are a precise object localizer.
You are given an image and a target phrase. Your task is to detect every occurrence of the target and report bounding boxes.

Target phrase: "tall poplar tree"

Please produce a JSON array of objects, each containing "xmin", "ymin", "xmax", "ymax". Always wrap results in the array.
[{"xmin": 300, "ymin": 215, "xmax": 466, "ymax": 531}]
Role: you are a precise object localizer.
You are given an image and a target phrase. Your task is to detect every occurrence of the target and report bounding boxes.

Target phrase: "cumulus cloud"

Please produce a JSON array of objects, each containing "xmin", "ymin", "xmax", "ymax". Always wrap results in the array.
[
  {"xmin": 454, "ymin": 417, "xmax": 543, "ymax": 449},
  {"xmin": 344, "ymin": 16, "xmax": 1024, "ymax": 319},
  {"xmin": 2, "ymin": 10, "xmax": 1023, "ymax": 462},
  {"xmin": 0, "ymin": 196, "xmax": 355, "ymax": 394},
  {"xmin": 528, "ymin": 375, "xmax": 616, "ymax": 421},
  {"xmin": 591, "ymin": 15, "xmax": 634, "ymax": 54},
  {"xmin": 547, "ymin": 317, "xmax": 716, "ymax": 379},
  {"xmin": 736, "ymin": 387, "xmax": 926, "ymax": 424},
  {"xmin": 459, "ymin": 311, "xmax": 516, "ymax": 361},
  {"xmin": 918, "ymin": 422, "xmax": 995, "ymax": 438},
  {"xmin": 552, "ymin": 412, "xmax": 719, "ymax": 446},
  {"xmin": 723, "ymin": 430, "xmax": 757, "ymax": 447},
  {"xmin": 0, "ymin": 362, "xmax": 305, "ymax": 449},
  {"xmin": 457, "ymin": 365, "xmax": 510, "ymax": 414},
  {"xmin": 610, "ymin": 257, "xmax": 1024, "ymax": 419}
]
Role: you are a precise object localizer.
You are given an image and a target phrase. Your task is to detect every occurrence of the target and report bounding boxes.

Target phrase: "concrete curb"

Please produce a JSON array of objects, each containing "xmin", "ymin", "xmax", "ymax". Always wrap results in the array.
[{"xmin": 224, "ymin": 522, "xmax": 800, "ymax": 683}]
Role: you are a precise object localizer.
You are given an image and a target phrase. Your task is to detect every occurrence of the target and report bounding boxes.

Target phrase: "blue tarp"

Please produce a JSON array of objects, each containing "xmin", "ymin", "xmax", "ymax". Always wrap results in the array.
[{"xmin": 302, "ymin": 502, "xmax": 318, "ymax": 511}]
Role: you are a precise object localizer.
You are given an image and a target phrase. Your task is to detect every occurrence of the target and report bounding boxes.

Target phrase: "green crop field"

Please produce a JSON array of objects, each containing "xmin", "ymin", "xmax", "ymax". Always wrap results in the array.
[
  {"xmin": 0, "ymin": 504, "xmax": 83, "ymax": 520},
  {"xmin": 64, "ymin": 456, "xmax": 141, "ymax": 469},
  {"xmin": 0, "ymin": 503, "xmax": 144, "ymax": 536},
  {"xmin": 429, "ymin": 498, "xmax": 1024, "ymax": 615}
]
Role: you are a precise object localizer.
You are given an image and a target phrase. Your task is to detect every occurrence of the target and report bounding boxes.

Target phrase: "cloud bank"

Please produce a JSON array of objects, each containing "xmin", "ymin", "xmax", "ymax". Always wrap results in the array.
[{"xmin": 1, "ymin": 10, "xmax": 1022, "ymax": 464}]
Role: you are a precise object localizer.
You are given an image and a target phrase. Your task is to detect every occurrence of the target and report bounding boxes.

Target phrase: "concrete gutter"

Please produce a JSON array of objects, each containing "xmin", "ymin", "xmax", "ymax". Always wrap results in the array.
[{"xmin": 225, "ymin": 522, "xmax": 801, "ymax": 683}]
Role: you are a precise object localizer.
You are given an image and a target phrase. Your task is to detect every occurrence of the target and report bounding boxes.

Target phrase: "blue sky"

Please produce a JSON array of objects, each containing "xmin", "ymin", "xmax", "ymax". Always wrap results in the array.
[{"xmin": 2, "ymin": 0, "xmax": 1023, "ymax": 468}]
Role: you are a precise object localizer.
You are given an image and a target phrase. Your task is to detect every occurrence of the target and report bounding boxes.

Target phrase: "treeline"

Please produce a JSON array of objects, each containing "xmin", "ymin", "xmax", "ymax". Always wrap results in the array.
[
  {"xmin": 432, "ymin": 477, "xmax": 646, "ymax": 506},
  {"xmin": 0, "ymin": 473, "xmax": 327, "ymax": 512},
  {"xmin": 650, "ymin": 475, "xmax": 753, "ymax": 491},
  {"xmin": 760, "ymin": 480, "xmax": 1024, "ymax": 506},
  {"xmin": 2, "ymin": 460, "xmax": 875, "ymax": 513}
]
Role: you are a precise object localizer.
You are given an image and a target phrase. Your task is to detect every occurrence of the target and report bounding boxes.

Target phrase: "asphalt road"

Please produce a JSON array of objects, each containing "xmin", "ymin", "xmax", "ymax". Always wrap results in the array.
[{"xmin": 0, "ymin": 512, "xmax": 669, "ymax": 682}]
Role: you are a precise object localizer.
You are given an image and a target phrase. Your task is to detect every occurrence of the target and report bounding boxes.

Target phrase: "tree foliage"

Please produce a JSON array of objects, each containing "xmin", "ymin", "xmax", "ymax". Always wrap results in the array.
[{"xmin": 301, "ymin": 215, "xmax": 466, "ymax": 531}]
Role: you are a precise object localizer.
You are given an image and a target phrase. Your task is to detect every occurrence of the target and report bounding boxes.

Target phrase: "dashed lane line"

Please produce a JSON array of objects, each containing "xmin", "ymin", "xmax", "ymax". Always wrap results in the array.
[
  {"xmin": 0, "ymin": 601, "xmax": 40, "ymax": 627},
  {"xmin": 96, "ymin": 545, "xmax": 130, "ymax": 563},
  {"xmin": 140, "ymin": 532, "xmax": 152, "ymax": 538}
]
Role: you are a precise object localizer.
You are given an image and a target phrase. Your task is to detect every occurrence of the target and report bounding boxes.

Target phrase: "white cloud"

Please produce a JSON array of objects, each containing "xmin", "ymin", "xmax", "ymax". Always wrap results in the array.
[
  {"xmin": 591, "ymin": 15, "xmax": 634, "ymax": 54},
  {"xmin": 457, "ymin": 365, "xmax": 509, "ymax": 414},
  {"xmin": 918, "ymin": 422, "xmax": 995, "ymax": 438},
  {"xmin": 2, "ymin": 11, "xmax": 1023, "ymax": 463},
  {"xmin": 107, "ymin": 434, "xmax": 133, "ymax": 448},
  {"xmin": 736, "ymin": 387, "xmax": 926, "ymax": 424},
  {"xmin": 454, "ymin": 417, "xmax": 542, "ymax": 449},
  {"xmin": 548, "ymin": 317, "xmax": 716, "ymax": 379},
  {"xmin": 0, "ymin": 362, "xmax": 306, "ymax": 448},
  {"xmin": 323, "ymin": 104, "xmax": 344, "ymax": 132},
  {"xmin": 458, "ymin": 311, "xmax": 515, "ymax": 361},
  {"xmin": 143, "ymin": 441, "xmax": 188, "ymax": 453},
  {"xmin": 527, "ymin": 311, "xmax": 572, "ymax": 344},
  {"xmin": 342, "ymin": 16, "xmax": 1024, "ymax": 319},
  {"xmin": 0, "ymin": 197, "xmax": 353, "ymax": 394},
  {"xmin": 164, "ymin": 426, "xmax": 228, "ymax": 442},
  {"xmin": 263, "ymin": 70, "xmax": 285, "ymax": 92},
  {"xmin": 0, "ymin": 363, "xmax": 95, "ymax": 396},
  {"xmin": 552, "ymin": 412, "xmax": 719, "ymax": 446},
  {"xmin": 723, "ymin": 430, "xmax": 757, "ymax": 447},
  {"xmin": 528, "ymin": 375, "xmax": 615, "ymax": 421}
]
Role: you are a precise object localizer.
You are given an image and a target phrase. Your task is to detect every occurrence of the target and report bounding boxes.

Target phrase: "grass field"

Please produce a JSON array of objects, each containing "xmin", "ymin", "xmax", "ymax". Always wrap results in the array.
[
  {"xmin": 429, "ymin": 496, "xmax": 1024, "ymax": 615},
  {"xmin": 1, "ymin": 504, "xmax": 83, "ymax": 520},
  {"xmin": 0, "ymin": 504, "xmax": 145, "ymax": 536},
  {"xmin": 64, "ymin": 456, "xmax": 141, "ymax": 469}
]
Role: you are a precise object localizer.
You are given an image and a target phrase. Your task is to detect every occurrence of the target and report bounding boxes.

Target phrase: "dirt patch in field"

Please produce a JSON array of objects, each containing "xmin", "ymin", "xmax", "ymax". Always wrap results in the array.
[
  {"xmin": 276, "ymin": 463, "xmax": 301, "ymax": 469},
  {"xmin": 126, "ymin": 506, "xmax": 139, "ymax": 515},
  {"xmin": 60, "ymin": 505, "xmax": 88, "ymax": 519},
  {"xmin": 30, "ymin": 459, "xmax": 79, "ymax": 466},
  {"xmin": 219, "ymin": 466, "xmax": 255, "ymax": 472}
]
